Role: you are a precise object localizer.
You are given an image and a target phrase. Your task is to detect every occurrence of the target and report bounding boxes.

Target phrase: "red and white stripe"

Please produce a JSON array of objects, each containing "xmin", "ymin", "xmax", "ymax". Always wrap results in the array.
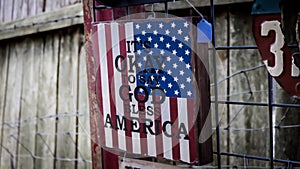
[{"xmin": 94, "ymin": 22, "xmax": 197, "ymax": 164}]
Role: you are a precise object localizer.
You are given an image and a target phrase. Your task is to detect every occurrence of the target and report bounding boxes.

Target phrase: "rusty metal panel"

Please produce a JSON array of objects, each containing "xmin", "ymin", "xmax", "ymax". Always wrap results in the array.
[
  {"xmin": 84, "ymin": 0, "xmax": 212, "ymax": 168},
  {"xmin": 92, "ymin": 16, "xmax": 211, "ymax": 166},
  {"xmin": 252, "ymin": 0, "xmax": 300, "ymax": 98}
]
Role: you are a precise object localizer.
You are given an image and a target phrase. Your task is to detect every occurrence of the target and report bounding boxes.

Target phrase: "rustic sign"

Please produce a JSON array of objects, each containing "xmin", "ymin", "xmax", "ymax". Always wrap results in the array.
[
  {"xmin": 92, "ymin": 17, "xmax": 211, "ymax": 165},
  {"xmin": 252, "ymin": 0, "xmax": 300, "ymax": 98}
]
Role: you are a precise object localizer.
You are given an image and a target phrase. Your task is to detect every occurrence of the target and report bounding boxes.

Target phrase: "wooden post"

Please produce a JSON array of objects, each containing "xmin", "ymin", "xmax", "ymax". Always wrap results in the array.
[
  {"xmin": 82, "ymin": 0, "xmax": 103, "ymax": 168},
  {"xmin": 0, "ymin": 42, "xmax": 24, "ymax": 169},
  {"xmin": 77, "ymin": 36, "xmax": 93, "ymax": 169},
  {"xmin": 195, "ymin": 43, "xmax": 213, "ymax": 165},
  {"xmin": 55, "ymin": 28, "xmax": 80, "ymax": 169},
  {"xmin": 0, "ymin": 43, "xmax": 9, "ymax": 168},
  {"xmin": 17, "ymin": 38, "xmax": 41, "ymax": 169}
]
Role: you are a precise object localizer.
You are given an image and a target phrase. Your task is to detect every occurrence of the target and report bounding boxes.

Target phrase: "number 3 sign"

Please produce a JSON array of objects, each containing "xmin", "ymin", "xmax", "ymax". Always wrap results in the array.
[{"xmin": 252, "ymin": 0, "xmax": 300, "ymax": 98}]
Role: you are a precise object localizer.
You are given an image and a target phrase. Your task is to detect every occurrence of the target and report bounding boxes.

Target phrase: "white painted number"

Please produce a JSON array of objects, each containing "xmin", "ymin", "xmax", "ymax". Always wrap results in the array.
[
  {"xmin": 261, "ymin": 20, "xmax": 284, "ymax": 77},
  {"xmin": 261, "ymin": 20, "xmax": 300, "ymax": 77},
  {"xmin": 292, "ymin": 55, "xmax": 300, "ymax": 77}
]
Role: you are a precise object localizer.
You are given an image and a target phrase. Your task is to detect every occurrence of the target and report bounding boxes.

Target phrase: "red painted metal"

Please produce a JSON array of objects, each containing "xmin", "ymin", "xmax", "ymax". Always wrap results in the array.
[
  {"xmin": 92, "ymin": 17, "xmax": 213, "ymax": 166},
  {"xmin": 84, "ymin": 1, "xmax": 212, "ymax": 168},
  {"xmin": 82, "ymin": 0, "xmax": 103, "ymax": 169},
  {"xmin": 83, "ymin": 1, "xmax": 146, "ymax": 168},
  {"xmin": 253, "ymin": 14, "xmax": 300, "ymax": 98},
  {"xmin": 96, "ymin": 6, "xmax": 146, "ymax": 169}
]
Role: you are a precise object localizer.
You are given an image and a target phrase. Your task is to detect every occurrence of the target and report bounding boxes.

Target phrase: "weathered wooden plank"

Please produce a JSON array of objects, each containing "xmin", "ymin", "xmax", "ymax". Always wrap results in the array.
[
  {"xmin": 35, "ymin": 33, "xmax": 59, "ymax": 169},
  {"xmin": 45, "ymin": 0, "xmax": 62, "ymax": 12},
  {"xmin": 77, "ymin": 35, "xmax": 92, "ymax": 169},
  {"xmin": 212, "ymin": 8, "xmax": 230, "ymax": 165},
  {"xmin": 227, "ymin": 6, "xmax": 269, "ymax": 167},
  {"xmin": 0, "ymin": 41, "xmax": 24, "ymax": 169},
  {"xmin": 17, "ymin": 38, "xmax": 41, "ymax": 169},
  {"xmin": 28, "ymin": 0, "xmax": 37, "ymax": 17},
  {"xmin": 0, "ymin": 3, "xmax": 83, "ymax": 41},
  {"xmin": 69, "ymin": 0, "xmax": 80, "ymax": 5},
  {"xmin": 12, "ymin": 0, "xmax": 20, "ymax": 21},
  {"xmin": 22, "ymin": 0, "xmax": 29, "ymax": 20},
  {"xmin": 12, "ymin": 0, "xmax": 17, "ymax": 20},
  {"xmin": 11, "ymin": 0, "xmax": 41, "ymax": 21},
  {"xmin": 60, "ymin": 0, "xmax": 67, "ymax": 8},
  {"xmin": 0, "ymin": 43, "xmax": 9, "ymax": 168},
  {"xmin": 145, "ymin": 0, "xmax": 254, "ymax": 11},
  {"xmin": 3, "ymin": 0, "xmax": 13, "ymax": 22},
  {"xmin": 195, "ymin": 43, "xmax": 213, "ymax": 165},
  {"xmin": 35, "ymin": 0, "xmax": 44, "ymax": 14},
  {"xmin": 55, "ymin": 27, "xmax": 80, "ymax": 169},
  {"xmin": 0, "ymin": 0, "xmax": 2, "ymax": 22}
]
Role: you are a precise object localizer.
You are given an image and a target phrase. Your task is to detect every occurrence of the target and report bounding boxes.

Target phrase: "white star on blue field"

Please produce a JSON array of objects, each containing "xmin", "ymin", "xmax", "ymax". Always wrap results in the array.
[{"xmin": 134, "ymin": 20, "xmax": 194, "ymax": 98}]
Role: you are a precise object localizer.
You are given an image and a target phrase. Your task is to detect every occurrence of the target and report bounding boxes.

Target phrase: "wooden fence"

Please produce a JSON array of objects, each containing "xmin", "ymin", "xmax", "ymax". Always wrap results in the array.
[
  {"xmin": 1, "ymin": 0, "xmax": 299, "ymax": 168},
  {"xmin": 0, "ymin": 0, "xmax": 81, "ymax": 23},
  {"xmin": 0, "ymin": 2, "xmax": 92, "ymax": 169}
]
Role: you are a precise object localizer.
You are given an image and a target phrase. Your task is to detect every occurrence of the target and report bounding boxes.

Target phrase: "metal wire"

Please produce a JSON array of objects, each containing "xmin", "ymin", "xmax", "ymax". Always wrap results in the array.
[
  {"xmin": 209, "ymin": 1, "xmax": 221, "ymax": 169},
  {"xmin": 0, "ymin": 111, "xmax": 92, "ymax": 165},
  {"xmin": 268, "ymin": 74, "xmax": 274, "ymax": 169}
]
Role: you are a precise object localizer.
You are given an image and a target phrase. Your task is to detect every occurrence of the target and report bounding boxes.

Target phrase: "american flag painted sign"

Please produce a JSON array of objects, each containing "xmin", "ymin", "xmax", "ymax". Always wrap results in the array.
[{"xmin": 93, "ymin": 18, "xmax": 207, "ymax": 164}]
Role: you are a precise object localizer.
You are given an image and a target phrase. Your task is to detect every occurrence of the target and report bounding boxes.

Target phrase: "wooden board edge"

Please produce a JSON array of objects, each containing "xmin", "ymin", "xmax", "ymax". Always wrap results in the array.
[
  {"xmin": 145, "ymin": 0, "xmax": 254, "ymax": 12},
  {"xmin": 0, "ymin": 3, "xmax": 83, "ymax": 41}
]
